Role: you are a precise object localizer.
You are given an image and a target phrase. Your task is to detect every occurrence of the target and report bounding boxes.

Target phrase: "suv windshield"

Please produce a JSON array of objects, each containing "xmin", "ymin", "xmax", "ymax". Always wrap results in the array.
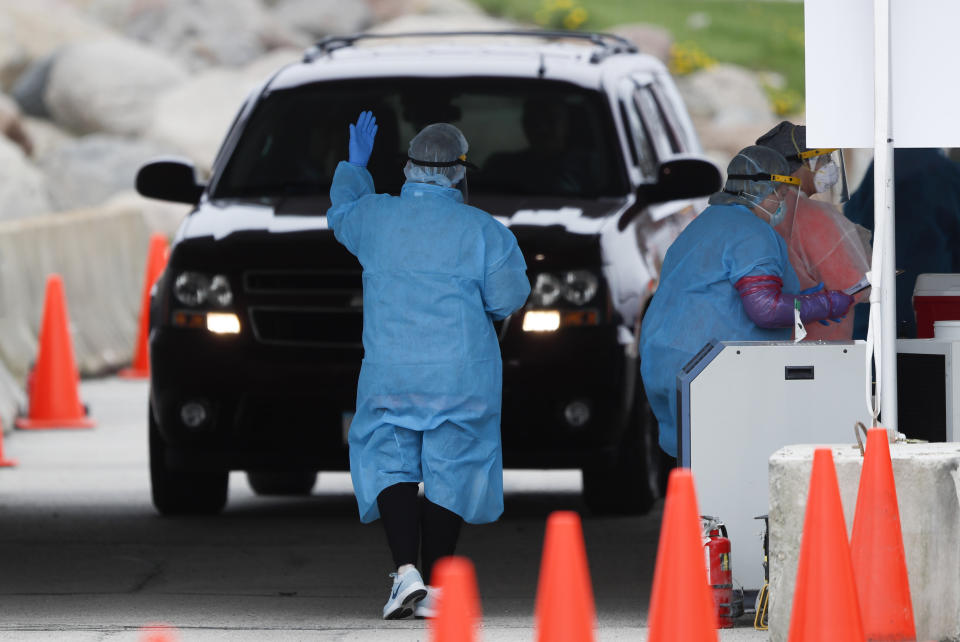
[{"xmin": 213, "ymin": 77, "xmax": 629, "ymax": 200}]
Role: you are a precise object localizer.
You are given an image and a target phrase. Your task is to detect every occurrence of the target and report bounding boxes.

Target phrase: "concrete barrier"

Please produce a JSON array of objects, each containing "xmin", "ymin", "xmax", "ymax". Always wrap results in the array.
[
  {"xmin": 768, "ymin": 443, "xmax": 960, "ymax": 642},
  {"xmin": 0, "ymin": 202, "xmax": 154, "ymax": 428}
]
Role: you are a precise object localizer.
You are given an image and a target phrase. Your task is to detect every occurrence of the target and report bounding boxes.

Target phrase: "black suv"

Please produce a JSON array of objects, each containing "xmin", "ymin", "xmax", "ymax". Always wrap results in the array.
[{"xmin": 137, "ymin": 32, "xmax": 721, "ymax": 516}]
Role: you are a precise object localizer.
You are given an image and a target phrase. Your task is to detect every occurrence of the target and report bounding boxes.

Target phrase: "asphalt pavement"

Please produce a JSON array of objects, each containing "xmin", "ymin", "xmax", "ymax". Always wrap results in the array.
[{"xmin": 0, "ymin": 378, "xmax": 768, "ymax": 640}]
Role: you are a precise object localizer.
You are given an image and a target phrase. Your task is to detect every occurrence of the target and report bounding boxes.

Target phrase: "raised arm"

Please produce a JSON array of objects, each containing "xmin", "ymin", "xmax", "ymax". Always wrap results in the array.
[{"xmin": 328, "ymin": 111, "xmax": 378, "ymax": 253}]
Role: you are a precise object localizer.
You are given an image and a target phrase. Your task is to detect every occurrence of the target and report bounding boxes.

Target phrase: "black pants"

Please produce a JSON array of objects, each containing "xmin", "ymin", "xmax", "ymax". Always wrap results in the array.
[{"xmin": 377, "ymin": 482, "xmax": 463, "ymax": 585}]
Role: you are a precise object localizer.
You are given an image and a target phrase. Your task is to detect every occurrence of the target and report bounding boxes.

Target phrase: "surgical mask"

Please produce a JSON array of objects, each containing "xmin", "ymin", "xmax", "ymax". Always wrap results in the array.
[
  {"xmin": 753, "ymin": 197, "xmax": 785, "ymax": 227},
  {"xmin": 813, "ymin": 161, "xmax": 839, "ymax": 193}
]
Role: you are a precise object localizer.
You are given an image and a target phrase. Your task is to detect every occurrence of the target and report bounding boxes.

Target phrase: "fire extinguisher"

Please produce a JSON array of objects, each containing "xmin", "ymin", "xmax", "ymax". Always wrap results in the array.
[{"xmin": 702, "ymin": 516, "xmax": 735, "ymax": 628}]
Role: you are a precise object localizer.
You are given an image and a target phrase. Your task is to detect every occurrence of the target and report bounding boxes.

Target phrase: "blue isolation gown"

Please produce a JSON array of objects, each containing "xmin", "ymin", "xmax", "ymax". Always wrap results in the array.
[
  {"xmin": 639, "ymin": 203, "xmax": 800, "ymax": 457},
  {"xmin": 327, "ymin": 161, "xmax": 530, "ymax": 524}
]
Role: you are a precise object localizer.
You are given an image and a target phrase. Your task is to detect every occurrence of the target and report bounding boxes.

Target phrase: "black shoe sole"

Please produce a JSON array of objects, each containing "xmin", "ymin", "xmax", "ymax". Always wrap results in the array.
[{"xmin": 384, "ymin": 588, "xmax": 427, "ymax": 620}]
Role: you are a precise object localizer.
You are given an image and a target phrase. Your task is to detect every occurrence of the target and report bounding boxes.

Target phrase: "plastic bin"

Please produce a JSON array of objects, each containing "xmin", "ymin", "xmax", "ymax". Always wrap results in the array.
[{"xmin": 913, "ymin": 274, "xmax": 960, "ymax": 338}]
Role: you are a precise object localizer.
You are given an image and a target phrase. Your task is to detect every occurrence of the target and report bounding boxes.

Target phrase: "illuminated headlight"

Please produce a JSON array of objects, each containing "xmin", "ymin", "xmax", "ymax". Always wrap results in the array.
[
  {"xmin": 523, "ymin": 310, "xmax": 560, "ymax": 332},
  {"xmin": 531, "ymin": 273, "xmax": 562, "ymax": 306},
  {"xmin": 173, "ymin": 271, "xmax": 234, "ymax": 307},
  {"xmin": 207, "ymin": 312, "xmax": 241, "ymax": 334},
  {"xmin": 562, "ymin": 270, "xmax": 599, "ymax": 305}
]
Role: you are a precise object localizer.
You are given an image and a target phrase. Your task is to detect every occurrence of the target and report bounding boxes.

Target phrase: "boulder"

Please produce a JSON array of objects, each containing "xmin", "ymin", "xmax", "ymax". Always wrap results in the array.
[
  {"xmin": 10, "ymin": 54, "xmax": 56, "ymax": 119},
  {"xmin": 366, "ymin": 0, "xmax": 485, "ymax": 22},
  {"xmin": 145, "ymin": 49, "xmax": 301, "ymax": 171},
  {"xmin": 365, "ymin": 12, "xmax": 520, "ymax": 37},
  {"xmin": 609, "ymin": 23, "xmax": 673, "ymax": 65},
  {"xmin": 0, "ymin": 0, "xmax": 112, "ymax": 90},
  {"xmin": 44, "ymin": 38, "xmax": 186, "ymax": 137},
  {"xmin": 40, "ymin": 134, "xmax": 178, "ymax": 211},
  {"xmin": 674, "ymin": 63, "xmax": 778, "ymax": 164},
  {"xmin": 0, "ymin": 137, "xmax": 52, "ymax": 221},
  {"xmin": 0, "ymin": 93, "xmax": 33, "ymax": 157},
  {"xmin": 22, "ymin": 116, "xmax": 74, "ymax": 164},
  {"xmin": 270, "ymin": 0, "xmax": 374, "ymax": 39},
  {"xmin": 675, "ymin": 63, "xmax": 775, "ymax": 128},
  {"xmin": 108, "ymin": 0, "xmax": 302, "ymax": 71}
]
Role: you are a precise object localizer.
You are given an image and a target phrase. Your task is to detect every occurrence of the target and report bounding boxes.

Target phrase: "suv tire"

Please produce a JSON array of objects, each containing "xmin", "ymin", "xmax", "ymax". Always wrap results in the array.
[
  {"xmin": 149, "ymin": 408, "xmax": 228, "ymax": 515},
  {"xmin": 582, "ymin": 388, "xmax": 662, "ymax": 516},
  {"xmin": 246, "ymin": 471, "xmax": 317, "ymax": 496}
]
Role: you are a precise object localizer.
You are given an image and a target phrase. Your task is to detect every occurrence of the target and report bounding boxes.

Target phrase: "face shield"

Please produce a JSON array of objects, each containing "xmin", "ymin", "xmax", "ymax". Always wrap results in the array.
[
  {"xmin": 404, "ymin": 123, "xmax": 477, "ymax": 201},
  {"xmin": 791, "ymin": 148, "xmax": 849, "ymax": 203}
]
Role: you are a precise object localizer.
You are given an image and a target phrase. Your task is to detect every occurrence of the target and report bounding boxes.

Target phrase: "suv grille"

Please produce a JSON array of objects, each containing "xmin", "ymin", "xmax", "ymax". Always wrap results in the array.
[
  {"xmin": 245, "ymin": 270, "xmax": 362, "ymax": 347},
  {"xmin": 244, "ymin": 270, "xmax": 361, "ymax": 293}
]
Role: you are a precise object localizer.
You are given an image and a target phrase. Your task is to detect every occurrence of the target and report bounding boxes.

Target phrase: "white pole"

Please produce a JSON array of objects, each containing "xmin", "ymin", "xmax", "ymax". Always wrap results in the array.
[{"xmin": 873, "ymin": 0, "xmax": 898, "ymax": 437}]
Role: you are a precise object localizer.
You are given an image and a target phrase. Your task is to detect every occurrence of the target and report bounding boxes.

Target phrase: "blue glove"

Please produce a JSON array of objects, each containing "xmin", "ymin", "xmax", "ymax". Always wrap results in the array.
[{"xmin": 348, "ymin": 110, "xmax": 378, "ymax": 167}]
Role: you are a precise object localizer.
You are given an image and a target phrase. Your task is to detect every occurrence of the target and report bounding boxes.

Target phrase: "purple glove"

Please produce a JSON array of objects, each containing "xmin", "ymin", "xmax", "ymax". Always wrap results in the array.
[{"xmin": 735, "ymin": 276, "xmax": 855, "ymax": 329}]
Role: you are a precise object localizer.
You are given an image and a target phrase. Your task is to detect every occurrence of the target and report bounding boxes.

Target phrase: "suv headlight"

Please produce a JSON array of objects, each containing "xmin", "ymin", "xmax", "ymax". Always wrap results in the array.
[
  {"xmin": 562, "ymin": 270, "xmax": 599, "ymax": 305},
  {"xmin": 530, "ymin": 270, "xmax": 599, "ymax": 306},
  {"xmin": 173, "ymin": 271, "xmax": 233, "ymax": 307},
  {"xmin": 531, "ymin": 273, "xmax": 563, "ymax": 306}
]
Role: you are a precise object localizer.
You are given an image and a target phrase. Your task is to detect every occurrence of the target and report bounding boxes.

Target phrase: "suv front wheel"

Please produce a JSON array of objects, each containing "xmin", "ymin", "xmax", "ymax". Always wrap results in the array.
[
  {"xmin": 581, "ymin": 387, "xmax": 662, "ymax": 515},
  {"xmin": 149, "ymin": 406, "xmax": 229, "ymax": 515}
]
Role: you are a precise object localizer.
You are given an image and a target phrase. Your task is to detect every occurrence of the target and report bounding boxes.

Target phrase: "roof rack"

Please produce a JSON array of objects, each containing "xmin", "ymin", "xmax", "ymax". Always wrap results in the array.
[{"xmin": 302, "ymin": 30, "xmax": 638, "ymax": 64}]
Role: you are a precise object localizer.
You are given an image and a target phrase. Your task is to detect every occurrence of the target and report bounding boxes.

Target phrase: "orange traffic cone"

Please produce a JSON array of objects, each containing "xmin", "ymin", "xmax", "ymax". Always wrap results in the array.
[
  {"xmin": 648, "ymin": 469, "xmax": 718, "ymax": 642},
  {"xmin": 429, "ymin": 556, "xmax": 481, "ymax": 642},
  {"xmin": 15, "ymin": 274, "xmax": 95, "ymax": 429},
  {"xmin": 139, "ymin": 623, "xmax": 179, "ymax": 641},
  {"xmin": 0, "ymin": 418, "xmax": 16, "ymax": 467},
  {"xmin": 788, "ymin": 448, "xmax": 864, "ymax": 641},
  {"xmin": 851, "ymin": 428, "xmax": 916, "ymax": 640},
  {"xmin": 120, "ymin": 233, "xmax": 169, "ymax": 379},
  {"xmin": 534, "ymin": 510, "xmax": 596, "ymax": 642}
]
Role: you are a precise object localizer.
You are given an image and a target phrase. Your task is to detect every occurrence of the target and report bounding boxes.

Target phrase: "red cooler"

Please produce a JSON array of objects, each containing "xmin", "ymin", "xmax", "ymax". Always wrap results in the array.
[{"xmin": 913, "ymin": 274, "xmax": 960, "ymax": 338}]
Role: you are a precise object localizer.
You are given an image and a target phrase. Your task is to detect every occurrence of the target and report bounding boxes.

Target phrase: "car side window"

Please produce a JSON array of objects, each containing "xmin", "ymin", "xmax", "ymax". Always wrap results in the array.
[
  {"xmin": 619, "ymin": 91, "xmax": 658, "ymax": 179},
  {"xmin": 649, "ymin": 82, "xmax": 691, "ymax": 153},
  {"xmin": 634, "ymin": 85, "xmax": 676, "ymax": 160}
]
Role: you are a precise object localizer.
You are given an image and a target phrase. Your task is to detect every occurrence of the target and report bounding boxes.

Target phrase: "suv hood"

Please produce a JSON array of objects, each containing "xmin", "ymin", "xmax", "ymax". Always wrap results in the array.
[{"xmin": 177, "ymin": 195, "xmax": 632, "ymax": 243}]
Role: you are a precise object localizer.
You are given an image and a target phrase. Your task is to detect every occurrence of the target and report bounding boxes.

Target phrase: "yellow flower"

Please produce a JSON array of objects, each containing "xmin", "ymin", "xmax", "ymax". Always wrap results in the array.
[{"xmin": 563, "ymin": 7, "xmax": 588, "ymax": 30}]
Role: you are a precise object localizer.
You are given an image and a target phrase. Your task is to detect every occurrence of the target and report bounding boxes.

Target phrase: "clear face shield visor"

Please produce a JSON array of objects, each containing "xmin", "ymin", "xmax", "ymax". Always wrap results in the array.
[{"xmin": 794, "ymin": 148, "xmax": 849, "ymax": 203}]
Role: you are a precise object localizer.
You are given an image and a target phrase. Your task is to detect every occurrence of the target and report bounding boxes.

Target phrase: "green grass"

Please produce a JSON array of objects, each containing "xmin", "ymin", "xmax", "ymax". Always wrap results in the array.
[{"xmin": 475, "ymin": 0, "xmax": 806, "ymax": 112}]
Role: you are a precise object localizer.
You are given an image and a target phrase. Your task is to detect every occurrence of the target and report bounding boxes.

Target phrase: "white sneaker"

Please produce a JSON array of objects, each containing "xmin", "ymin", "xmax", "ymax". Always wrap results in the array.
[
  {"xmin": 414, "ymin": 585, "xmax": 439, "ymax": 619},
  {"xmin": 382, "ymin": 568, "xmax": 427, "ymax": 620}
]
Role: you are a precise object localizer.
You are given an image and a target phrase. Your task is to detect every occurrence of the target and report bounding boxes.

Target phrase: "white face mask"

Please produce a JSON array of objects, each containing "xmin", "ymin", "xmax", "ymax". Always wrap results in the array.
[{"xmin": 813, "ymin": 161, "xmax": 839, "ymax": 193}]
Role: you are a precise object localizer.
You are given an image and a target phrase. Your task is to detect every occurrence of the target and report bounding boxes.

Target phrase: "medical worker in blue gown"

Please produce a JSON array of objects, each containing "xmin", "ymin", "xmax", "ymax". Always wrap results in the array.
[
  {"xmin": 639, "ymin": 146, "xmax": 855, "ymax": 459},
  {"xmin": 328, "ymin": 111, "xmax": 530, "ymax": 620}
]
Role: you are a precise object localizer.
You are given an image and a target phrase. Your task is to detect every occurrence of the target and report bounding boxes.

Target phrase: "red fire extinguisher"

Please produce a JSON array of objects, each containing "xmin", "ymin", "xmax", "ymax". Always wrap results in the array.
[{"xmin": 702, "ymin": 516, "xmax": 735, "ymax": 628}]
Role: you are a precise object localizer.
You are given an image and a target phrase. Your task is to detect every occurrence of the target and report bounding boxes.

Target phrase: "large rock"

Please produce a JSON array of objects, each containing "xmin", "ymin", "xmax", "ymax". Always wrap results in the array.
[
  {"xmin": 10, "ymin": 54, "xmax": 56, "ymax": 119},
  {"xmin": 21, "ymin": 116, "xmax": 74, "ymax": 164},
  {"xmin": 0, "ymin": 0, "xmax": 111, "ymax": 90},
  {"xmin": 44, "ymin": 39, "xmax": 186, "ymax": 137},
  {"xmin": 610, "ymin": 23, "xmax": 673, "ymax": 65},
  {"xmin": 676, "ymin": 63, "xmax": 775, "ymax": 128},
  {"xmin": 366, "ymin": 0, "xmax": 485, "ymax": 21},
  {"xmin": 145, "ymin": 49, "xmax": 301, "ymax": 171},
  {"xmin": 674, "ymin": 63, "xmax": 778, "ymax": 164},
  {"xmin": 101, "ymin": 0, "xmax": 304, "ymax": 71},
  {"xmin": 365, "ymin": 12, "xmax": 520, "ymax": 37},
  {"xmin": 270, "ymin": 0, "xmax": 374, "ymax": 39},
  {"xmin": 40, "ymin": 135, "xmax": 178, "ymax": 211},
  {"xmin": 0, "ymin": 93, "xmax": 33, "ymax": 156},
  {"xmin": 0, "ymin": 137, "xmax": 52, "ymax": 221}
]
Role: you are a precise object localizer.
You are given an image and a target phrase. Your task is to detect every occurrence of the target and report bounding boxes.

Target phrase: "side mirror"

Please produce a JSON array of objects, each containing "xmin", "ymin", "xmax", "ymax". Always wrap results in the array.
[
  {"xmin": 135, "ymin": 157, "xmax": 205, "ymax": 205},
  {"xmin": 617, "ymin": 157, "xmax": 722, "ymax": 231}
]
